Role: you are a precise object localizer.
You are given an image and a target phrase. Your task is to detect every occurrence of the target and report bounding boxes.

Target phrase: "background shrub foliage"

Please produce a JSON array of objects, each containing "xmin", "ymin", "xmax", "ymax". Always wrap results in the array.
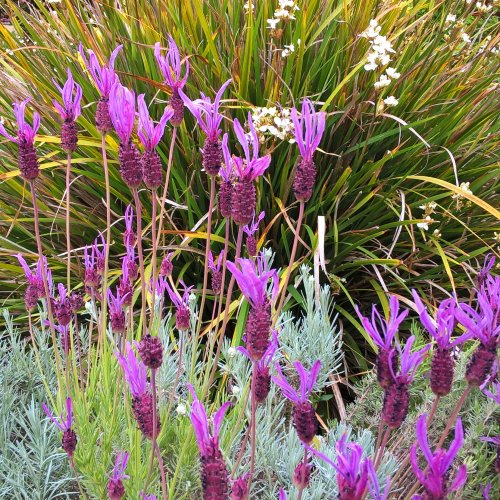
[{"xmin": 0, "ymin": 0, "xmax": 498, "ymax": 497}]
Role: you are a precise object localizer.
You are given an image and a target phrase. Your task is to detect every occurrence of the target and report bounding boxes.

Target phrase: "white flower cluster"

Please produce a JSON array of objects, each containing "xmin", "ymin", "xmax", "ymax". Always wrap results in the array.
[
  {"xmin": 267, "ymin": 0, "xmax": 300, "ymax": 30},
  {"xmin": 282, "ymin": 39, "xmax": 300, "ymax": 57},
  {"xmin": 361, "ymin": 20, "xmax": 401, "ymax": 91},
  {"xmin": 251, "ymin": 106, "xmax": 295, "ymax": 143},
  {"xmin": 417, "ymin": 201, "xmax": 437, "ymax": 230},
  {"xmin": 452, "ymin": 182, "xmax": 473, "ymax": 210},
  {"xmin": 474, "ymin": 1, "xmax": 493, "ymax": 13}
]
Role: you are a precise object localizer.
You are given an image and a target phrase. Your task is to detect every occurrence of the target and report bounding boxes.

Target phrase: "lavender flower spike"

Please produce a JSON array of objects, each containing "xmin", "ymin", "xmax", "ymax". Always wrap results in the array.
[
  {"xmin": 382, "ymin": 336, "xmax": 429, "ymax": 428},
  {"xmin": 42, "ymin": 397, "xmax": 77, "ymax": 458},
  {"xmin": 188, "ymin": 384, "xmax": 230, "ymax": 499},
  {"xmin": 231, "ymin": 114, "xmax": 271, "ymax": 225},
  {"xmin": 227, "ymin": 255, "xmax": 278, "ymax": 360},
  {"xmin": 208, "ymin": 250, "xmax": 224, "ymax": 294},
  {"xmin": 179, "ymin": 79, "xmax": 232, "ymax": 175},
  {"xmin": 79, "ymin": 43, "xmax": 122, "ymax": 132},
  {"xmin": 355, "ymin": 296, "xmax": 408, "ymax": 389},
  {"xmin": 304, "ymin": 434, "xmax": 373, "ymax": 500},
  {"xmin": 154, "ymin": 36, "xmax": 189, "ymax": 127},
  {"xmin": 138, "ymin": 94, "xmax": 173, "ymax": 189},
  {"xmin": 16, "ymin": 253, "xmax": 47, "ymax": 310},
  {"xmin": 0, "ymin": 99, "xmax": 41, "ymax": 180},
  {"xmin": 164, "ymin": 280, "xmax": 193, "ymax": 330},
  {"xmin": 411, "ymin": 413, "xmax": 467, "ymax": 499},
  {"xmin": 109, "ymin": 83, "xmax": 143, "ymax": 188},
  {"xmin": 107, "ymin": 287, "xmax": 127, "ymax": 333},
  {"xmin": 291, "ymin": 98, "xmax": 326, "ymax": 202},
  {"xmin": 107, "ymin": 451, "xmax": 130, "ymax": 500},
  {"xmin": 243, "ymin": 210, "xmax": 265, "ymax": 257},
  {"xmin": 412, "ymin": 291, "xmax": 470, "ymax": 396},
  {"xmin": 273, "ymin": 360, "xmax": 321, "ymax": 444}
]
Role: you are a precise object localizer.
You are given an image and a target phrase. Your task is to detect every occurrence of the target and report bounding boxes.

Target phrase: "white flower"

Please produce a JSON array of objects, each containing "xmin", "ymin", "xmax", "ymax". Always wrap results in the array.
[
  {"xmin": 267, "ymin": 18, "xmax": 280, "ymax": 29},
  {"xmin": 374, "ymin": 74, "xmax": 391, "ymax": 89},
  {"xmin": 379, "ymin": 54, "xmax": 392, "ymax": 65},
  {"xmin": 232, "ymin": 386, "xmax": 241, "ymax": 396},
  {"xmin": 445, "ymin": 14, "xmax": 456, "ymax": 24},
  {"xmin": 297, "ymin": 38, "xmax": 301, "ymax": 47},
  {"xmin": 227, "ymin": 347, "xmax": 237, "ymax": 358},
  {"xmin": 476, "ymin": 1, "xmax": 492, "ymax": 12},
  {"xmin": 282, "ymin": 43, "xmax": 295, "ymax": 57},
  {"xmin": 417, "ymin": 216, "xmax": 433, "ymax": 230},
  {"xmin": 459, "ymin": 182, "xmax": 473, "ymax": 195},
  {"xmin": 385, "ymin": 67, "xmax": 401, "ymax": 79},
  {"xmin": 361, "ymin": 19, "xmax": 381, "ymax": 39},
  {"xmin": 433, "ymin": 229, "xmax": 442, "ymax": 238},
  {"xmin": 461, "ymin": 31, "xmax": 471, "ymax": 43},
  {"xmin": 383, "ymin": 96, "xmax": 399, "ymax": 106},
  {"xmin": 176, "ymin": 404, "xmax": 187, "ymax": 416}
]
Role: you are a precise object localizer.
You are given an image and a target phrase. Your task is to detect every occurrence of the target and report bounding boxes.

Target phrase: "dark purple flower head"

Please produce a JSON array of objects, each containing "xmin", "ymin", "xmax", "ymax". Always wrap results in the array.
[
  {"xmin": 390, "ymin": 335, "xmax": 429, "ymax": 384},
  {"xmin": 355, "ymin": 296, "xmax": 408, "ymax": 352},
  {"xmin": 273, "ymin": 360, "xmax": 321, "ymax": 404},
  {"xmin": 305, "ymin": 435, "xmax": 372, "ymax": 500},
  {"xmin": 231, "ymin": 114, "xmax": 271, "ymax": 181},
  {"xmin": 78, "ymin": 44, "xmax": 123, "ymax": 97},
  {"xmin": 226, "ymin": 254, "xmax": 278, "ymax": 308},
  {"xmin": 0, "ymin": 98, "xmax": 40, "ymax": 145},
  {"xmin": 137, "ymin": 94, "xmax": 173, "ymax": 151},
  {"xmin": 242, "ymin": 211, "xmax": 265, "ymax": 238},
  {"xmin": 53, "ymin": 68, "xmax": 82, "ymax": 122},
  {"xmin": 291, "ymin": 98, "xmax": 326, "ymax": 162},
  {"xmin": 239, "ymin": 329, "xmax": 278, "ymax": 370},
  {"xmin": 154, "ymin": 36, "xmax": 189, "ymax": 90},
  {"xmin": 179, "ymin": 79, "xmax": 231, "ymax": 141},
  {"xmin": 411, "ymin": 413, "xmax": 467, "ymax": 498},
  {"xmin": 42, "ymin": 397, "xmax": 73, "ymax": 432},
  {"xmin": 109, "ymin": 83, "xmax": 136, "ymax": 143},
  {"xmin": 160, "ymin": 252, "xmax": 174, "ymax": 277},
  {"xmin": 231, "ymin": 474, "xmax": 249, "ymax": 500},
  {"xmin": 188, "ymin": 384, "xmax": 231, "ymax": 456},
  {"xmin": 116, "ymin": 342, "xmax": 148, "ymax": 397},
  {"xmin": 54, "ymin": 283, "xmax": 72, "ymax": 326}
]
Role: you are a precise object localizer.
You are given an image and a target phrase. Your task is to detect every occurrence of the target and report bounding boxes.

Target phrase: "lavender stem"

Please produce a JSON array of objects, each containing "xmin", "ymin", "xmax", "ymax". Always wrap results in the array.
[{"xmin": 132, "ymin": 188, "xmax": 147, "ymax": 337}]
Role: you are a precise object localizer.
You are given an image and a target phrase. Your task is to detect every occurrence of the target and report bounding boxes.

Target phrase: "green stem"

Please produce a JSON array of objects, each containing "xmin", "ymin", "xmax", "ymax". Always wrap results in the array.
[
  {"xmin": 65, "ymin": 152, "xmax": 72, "ymax": 291},
  {"xmin": 133, "ymin": 188, "xmax": 147, "ymax": 337}
]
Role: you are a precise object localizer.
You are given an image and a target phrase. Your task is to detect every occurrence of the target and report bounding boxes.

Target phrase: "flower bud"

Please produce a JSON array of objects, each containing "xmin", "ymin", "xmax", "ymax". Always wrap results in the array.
[
  {"xmin": 118, "ymin": 140, "xmax": 143, "ymax": 188},
  {"xmin": 175, "ymin": 305, "xmax": 190, "ymax": 331},
  {"xmin": 231, "ymin": 180, "xmax": 256, "ymax": 226},
  {"xmin": 142, "ymin": 149, "xmax": 163, "ymax": 190},
  {"xmin": 110, "ymin": 309, "xmax": 126, "ymax": 334},
  {"xmin": 430, "ymin": 347, "xmax": 454, "ymax": 396},
  {"xmin": 160, "ymin": 255, "xmax": 173, "ymax": 277},
  {"xmin": 293, "ymin": 460, "xmax": 311, "ymax": 490},
  {"xmin": 138, "ymin": 334, "xmax": 163, "ymax": 369},
  {"xmin": 107, "ymin": 479, "xmax": 125, "ymax": 500},
  {"xmin": 202, "ymin": 137, "xmax": 223, "ymax": 176},
  {"xmin": 293, "ymin": 158, "xmax": 316, "ymax": 202},
  {"xmin": 96, "ymin": 97, "xmax": 113, "ymax": 134},
  {"xmin": 61, "ymin": 120, "xmax": 78, "ymax": 153},
  {"xmin": 293, "ymin": 401, "xmax": 318, "ymax": 444}
]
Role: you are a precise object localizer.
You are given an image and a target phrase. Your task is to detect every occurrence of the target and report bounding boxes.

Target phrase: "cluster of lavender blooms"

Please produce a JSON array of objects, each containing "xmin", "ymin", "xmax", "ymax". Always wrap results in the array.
[{"xmin": 6, "ymin": 31, "xmax": 498, "ymax": 499}]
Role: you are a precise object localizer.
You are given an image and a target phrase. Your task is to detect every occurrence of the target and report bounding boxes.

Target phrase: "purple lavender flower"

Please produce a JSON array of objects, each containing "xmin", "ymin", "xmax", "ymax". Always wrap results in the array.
[
  {"xmin": 109, "ymin": 83, "xmax": 143, "ymax": 188},
  {"xmin": 188, "ymin": 384, "xmax": 230, "ymax": 500},
  {"xmin": 79, "ymin": 43, "xmax": 123, "ymax": 133},
  {"xmin": 208, "ymin": 250, "xmax": 224, "ymax": 294},
  {"xmin": 293, "ymin": 459, "xmax": 311, "ymax": 491},
  {"xmin": 411, "ymin": 413, "xmax": 467, "ymax": 499},
  {"xmin": 137, "ymin": 334, "xmax": 163, "ymax": 370},
  {"xmin": 83, "ymin": 234, "xmax": 106, "ymax": 294},
  {"xmin": 140, "ymin": 494, "xmax": 157, "ymax": 500},
  {"xmin": 116, "ymin": 342, "xmax": 160, "ymax": 439},
  {"xmin": 218, "ymin": 133, "xmax": 234, "ymax": 218},
  {"xmin": 0, "ymin": 99, "xmax": 41, "ymax": 180},
  {"xmin": 368, "ymin": 467, "xmax": 391, "ymax": 500},
  {"xmin": 42, "ymin": 397, "xmax": 77, "ymax": 458},
  {"xmin": 107, "ymin": 288, "xmax": 127, "ymax": 333},
  {"xmin": 279, "ymin": 490, "xmax": 287, "ymax": 500},
  {"xmin": 229, "ymin": 114, "xmax": 271, "ymax": 225},
  {"xmin": 164, "ymin": 280, "xmax": 193, "ymax": 330},
  {"xmin": 481, "ymin": 483, "xmax": 492, "ymax": 500},
  {"xmin": 154, "ymin": 36, "xmax": 189, "ymax": 127},
  {"xmin": 16, "ymin": 253, "xmax": 47, "ymax": 310},
  {"xmin": 273, "ymin": 360, "xmax": 321, "ymax": 444},
  {"xmin": 123, "ymin": 204, "xmax": 136, "ymax": 247},
  {"xmin": 118, "ymin": 257, "xmax": 133, "ymax": 307},
  {"xmin": 477, "ymin": 254, "xmax": 495, "ymax": 288},
  {"xmin": 305, "ymin": 434, "xmax": 373, "ymax": 500},
  {"xmin": 231, "ymin": 474, "xmax": 249, "ymax": 500},
  {"xmin": 227, "ymin": 255, "xmax": 278, "ymax": 360},
  {"xmin": 456, "ymin": 280, "xmax": 499, "ymax": 387},
  {"xmin": 53, "ymin": 68, "xmax": 82, "ymax": 152},
  {"xmin": 239, "ymin": 330, "xmax": 278, "ymax": 403},
  {"xmin": 382, "ymin": 336, "xmax": 429, "ymax": 428},
  {"xmin": 137, "ymin": 94, "xmax": 173, "ymax": 189},
  {"xmin": 53, "ymin": 283, "xmax": 72, "ymax": 326},
  {"xmin": 355, "ymin": 296, "xmax": 408, "ymax": 389},
  {"xmin": 243, "ymin": 211, "xmax": 265, "ymax": 257},
  {"xmin": 179, "ymin": 79, "xmax": 232, "ymax": 175},
  {"xmin": 107, "ymin": 451, "xmax": 129, "ymax": 500},
  {"xmin": 290, "ymin": 99, "xmax": 326, "ymax": 202},
  {"xmin": 413, "ymin": 291, "xmax": 471, "ymax": 396},
  {"xmin": 160, "ymin": 251, "xmax": 174, "ymax": 277}
]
